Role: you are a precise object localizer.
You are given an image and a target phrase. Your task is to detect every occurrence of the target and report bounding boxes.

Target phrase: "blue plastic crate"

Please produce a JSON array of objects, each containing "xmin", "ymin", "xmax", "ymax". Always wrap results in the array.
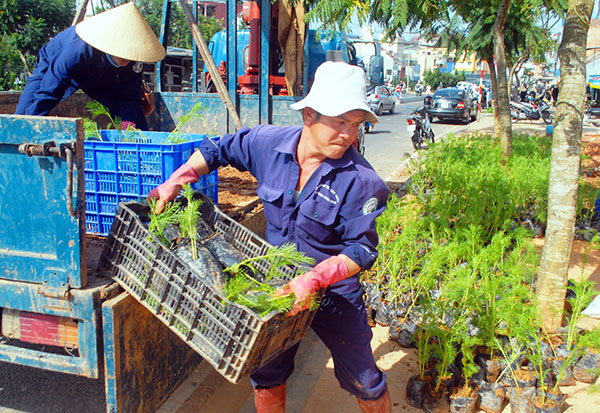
[{"xmin": 84, "ymin": 130, "xmax": 219, "ymax": 236}]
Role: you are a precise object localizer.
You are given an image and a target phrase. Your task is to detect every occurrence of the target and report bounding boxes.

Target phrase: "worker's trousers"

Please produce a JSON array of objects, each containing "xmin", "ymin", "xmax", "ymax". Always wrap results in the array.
[{"xmin": 250, "ymin": 285, "xmax": 387, "ymax": 401}]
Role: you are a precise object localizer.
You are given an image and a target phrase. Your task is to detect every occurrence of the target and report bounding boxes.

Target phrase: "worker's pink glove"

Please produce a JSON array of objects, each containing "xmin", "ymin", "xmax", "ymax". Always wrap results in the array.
[
  {"xmin": 276, "ymin": 256, "xmax": 349, "ymax": 316},
  {"xmin": 119, "ymin": 121, "xmax": 136, "ymax": 130},
  {"xmin": 147, "ymin": 164, "xmax": 199, "ymax": 213}
]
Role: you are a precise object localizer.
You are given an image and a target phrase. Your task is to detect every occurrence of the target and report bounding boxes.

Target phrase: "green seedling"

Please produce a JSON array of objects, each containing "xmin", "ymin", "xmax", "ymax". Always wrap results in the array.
[
  {"xmin": 83, "ymin": 117, "xmax": 101, "ymax": 140},
  {"xmin": 85, "ymin": 100, "xmax": 139, "ymax": 141},
  {"xmin": 166, "ymin": 102, "xmax": 204, "ymax": 143},
  {"xmin": 223, "ymin": 243, "xmax": 316, "ymax": 317},
  {"xmin": 147, "ymin": 198, "xmax": 182, "ymax": 246},
  {"xmin": 549, "ymin": 280, "xmax": 599, "ymax": 393},
  {"xmin": 178, "ymin": 184, "xmax": 203, "ymax": 260}
]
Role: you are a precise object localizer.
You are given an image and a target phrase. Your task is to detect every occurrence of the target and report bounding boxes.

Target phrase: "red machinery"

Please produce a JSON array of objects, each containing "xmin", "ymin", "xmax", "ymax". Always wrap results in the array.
[{"xmin": 238, "ymin": 0, "xmax": 287, "ymax": 95}]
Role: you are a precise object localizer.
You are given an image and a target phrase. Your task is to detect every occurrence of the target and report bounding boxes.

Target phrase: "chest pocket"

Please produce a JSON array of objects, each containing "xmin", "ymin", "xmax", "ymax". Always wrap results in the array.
[
  {"xmin": 296, "ymin": 199, "xmax": 340, "ymax": 243},
  {"xmin": 256, "ymin": 183, "xmax": 285, "ymax": 229}
]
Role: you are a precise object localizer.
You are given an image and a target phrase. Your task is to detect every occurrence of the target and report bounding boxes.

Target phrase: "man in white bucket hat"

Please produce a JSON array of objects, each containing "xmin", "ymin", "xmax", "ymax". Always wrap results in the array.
[
  {"xmin": 148, "ymin": 61, "xmax": 391, "ymax": 412},
  {"xmin": 16, "ymin": 2, "xmax": 165, "ymax": 130}
]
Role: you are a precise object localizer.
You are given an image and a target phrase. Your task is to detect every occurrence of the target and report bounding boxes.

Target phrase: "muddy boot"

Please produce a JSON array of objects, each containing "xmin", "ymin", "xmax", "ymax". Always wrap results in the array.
[
  {"xmin": 356, "ymin": 387, "xmax": 392, "ymax": 413},
  {"xmin": 253, "ymin": 383, "xmax": 286, "ymax": 413}
]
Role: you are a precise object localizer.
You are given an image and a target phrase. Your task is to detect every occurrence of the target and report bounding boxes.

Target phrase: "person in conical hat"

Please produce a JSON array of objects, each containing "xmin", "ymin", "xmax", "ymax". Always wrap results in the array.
[{"xmin": 15, "ymin": 2, "xmax": 165, "ymax": 130}]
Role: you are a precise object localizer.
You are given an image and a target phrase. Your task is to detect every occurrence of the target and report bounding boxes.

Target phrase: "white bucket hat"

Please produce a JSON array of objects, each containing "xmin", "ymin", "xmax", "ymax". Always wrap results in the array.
[
  {"xmin": 290, "ymin": 61, "xmax": 378, "ymax": 124},
  {"xmin": 75, "ymin": 2, "xmax": 166, "ymax": 63}
]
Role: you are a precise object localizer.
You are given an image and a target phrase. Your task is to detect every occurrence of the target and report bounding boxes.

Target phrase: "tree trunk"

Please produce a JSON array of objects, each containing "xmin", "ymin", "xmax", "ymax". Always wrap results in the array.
[
  {"xmin": 536, "ymin": 0, "xmax": 594, "ymax": 332},
  {"xmin": 508, "ymin": 53, "xmax": 529, "ymax": 100},
  {"xmin": 488, "ymin": 59, "xmax": 500, "ymax": 136},
  {"xmin": 493, "ymin": 0, "xmax": 513, "ymax": 160},
  {"xmin": 278, "ymin": 0, "xmax": 305, "ymax": 96}
]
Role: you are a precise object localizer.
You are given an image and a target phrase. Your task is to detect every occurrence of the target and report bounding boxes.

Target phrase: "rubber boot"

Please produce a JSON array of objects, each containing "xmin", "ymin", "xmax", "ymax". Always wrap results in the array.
[
  {"xmin": 253, "ymin": 383, "xmax": 286, "ymax": 413},
  {"xmin": 356, "ymin": 387, "xmax": 392, "ymax": 413}
]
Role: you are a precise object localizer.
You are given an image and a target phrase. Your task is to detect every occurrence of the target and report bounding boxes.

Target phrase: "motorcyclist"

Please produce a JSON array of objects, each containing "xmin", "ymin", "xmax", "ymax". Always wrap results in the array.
[{"xmin": 414, "ymin": 80, "xmax": 423, "ymax": 96}]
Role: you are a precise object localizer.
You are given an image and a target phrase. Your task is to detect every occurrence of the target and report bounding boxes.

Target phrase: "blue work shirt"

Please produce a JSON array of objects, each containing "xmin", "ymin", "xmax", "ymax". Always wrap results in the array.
[
  {"xmin": 199, "ymin": 124, "xmax": 390, "ymax": 295},
  {"xmin": 15, "ymin": 26, "xmax": 147, "ymax": 129}
]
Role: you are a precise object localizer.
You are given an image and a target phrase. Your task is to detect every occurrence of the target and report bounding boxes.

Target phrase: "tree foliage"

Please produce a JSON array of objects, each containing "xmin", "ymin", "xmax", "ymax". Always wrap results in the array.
[
  {"xmin": 130, "ymin": 0, "xmax": 224, "ymax": 50},
  {"xmin": 423, "ymin": 69, "xmax": 466, "ymax": 89},
  {"xmin": 0, "ymin": 0, "xmax": 76, "ymax": 89},
  {"xmin": 0, "ymin": 0, "xmax": 223, "ymax": 91}
]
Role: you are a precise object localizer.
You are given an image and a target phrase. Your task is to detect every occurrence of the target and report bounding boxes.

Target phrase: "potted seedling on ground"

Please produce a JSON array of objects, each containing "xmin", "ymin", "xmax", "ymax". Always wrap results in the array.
[
  {"xmin": 406, "ymin": 298, "xmax": 436, "ymax": 409},
  {"xmin": 450, "ymin": 333, "xmax": 482, "ymax": 413}
]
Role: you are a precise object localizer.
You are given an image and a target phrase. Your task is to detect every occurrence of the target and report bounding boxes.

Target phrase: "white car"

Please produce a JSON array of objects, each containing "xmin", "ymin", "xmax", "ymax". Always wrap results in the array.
[{"xmin": 367, "ymin": 85, "xmax": 396, "ymax": 115}]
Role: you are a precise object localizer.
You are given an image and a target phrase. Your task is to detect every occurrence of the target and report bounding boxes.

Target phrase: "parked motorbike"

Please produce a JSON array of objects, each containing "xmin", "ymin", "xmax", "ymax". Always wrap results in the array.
[
  {"xmin": 584, "ymin": 106, "xmax": 600, "ymax": 127},
  {"xmin": 407, "ymin": 107, "xmax": 435, "ymax": 150},
  {"xmin": 510, "ymin": 98, "xmax": 553, "ymax": 124}
]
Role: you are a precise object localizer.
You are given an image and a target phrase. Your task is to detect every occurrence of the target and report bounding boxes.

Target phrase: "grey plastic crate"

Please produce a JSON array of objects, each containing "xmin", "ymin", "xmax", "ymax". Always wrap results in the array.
[{"xmin": 99, "ymin": 193, "xmax": 317, "ymax": 383}]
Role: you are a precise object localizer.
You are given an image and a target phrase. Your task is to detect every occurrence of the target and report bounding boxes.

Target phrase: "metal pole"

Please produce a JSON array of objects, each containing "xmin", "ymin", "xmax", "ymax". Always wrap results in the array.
[
  {"xmin": 259, "ymin": 0, "xmax": 270, "ymax": 124},
  {"xmin": 179, "ymin": 0, "xmax": 243, "ymax": 130},
  {"xmin": 478, "ymin": 61, "xmax": 483, "ymax": 122},
  {"xmin": 72, "ymin": 0, "xmax": 90, "ymax": 25}
]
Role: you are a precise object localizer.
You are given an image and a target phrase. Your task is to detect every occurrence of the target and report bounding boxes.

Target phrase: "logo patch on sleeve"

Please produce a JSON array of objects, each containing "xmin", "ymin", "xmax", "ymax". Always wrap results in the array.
[
  {"xmin": 132, "ymin": 62, "xmax": 144, "ymax": 73},
  {"xmin": 362, "ymin": 197, "xmax": 378, "ymax": 215}
]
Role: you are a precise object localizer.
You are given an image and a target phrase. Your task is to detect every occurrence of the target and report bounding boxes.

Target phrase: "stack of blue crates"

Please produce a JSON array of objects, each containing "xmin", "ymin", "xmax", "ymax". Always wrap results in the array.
[{"xmin": 84, "ymin": 130, "xmax": 219, "ymax": 236}]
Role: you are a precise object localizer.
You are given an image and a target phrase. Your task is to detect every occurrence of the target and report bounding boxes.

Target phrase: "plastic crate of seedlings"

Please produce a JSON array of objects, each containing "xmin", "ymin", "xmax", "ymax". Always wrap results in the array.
[
  {"xmin": 83, "ymin": 130, "xmax": 219, "ymax": 236},
  {"xmin": 99, "ymin": 190, "xmax": 318, "ymax": 384}
]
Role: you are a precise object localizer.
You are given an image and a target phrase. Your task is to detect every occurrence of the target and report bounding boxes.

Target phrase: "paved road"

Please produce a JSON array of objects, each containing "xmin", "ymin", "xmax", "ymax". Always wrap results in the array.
[
  {"xmin": 0, "ymin": 93, "xmax": 484, "ymax": 413},
  {"xmin": 363, "ymin": 93, "xmax": 479, "ymax": 180}
]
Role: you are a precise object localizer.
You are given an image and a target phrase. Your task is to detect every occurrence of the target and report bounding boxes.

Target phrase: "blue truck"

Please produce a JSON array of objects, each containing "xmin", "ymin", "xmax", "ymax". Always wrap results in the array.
[{"xmin": 204, "ymin": 28, "xmax": 362, "ymax": 94}]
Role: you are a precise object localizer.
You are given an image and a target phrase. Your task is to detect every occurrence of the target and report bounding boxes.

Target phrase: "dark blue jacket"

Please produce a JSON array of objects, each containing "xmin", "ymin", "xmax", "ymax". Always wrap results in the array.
[
  {"xmin": 199, "ymin": 124, "xmax": 390, "ymax": 295},
  {"xmin": 16, "ymin": 26, "xmax": 147, "ymax": 129}
]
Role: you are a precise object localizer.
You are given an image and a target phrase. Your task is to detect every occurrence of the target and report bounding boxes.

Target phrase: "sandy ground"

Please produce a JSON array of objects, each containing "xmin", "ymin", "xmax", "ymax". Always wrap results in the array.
[{"xmin": 158, "ymin": 117, "xmax": 600, "ymax": 412}]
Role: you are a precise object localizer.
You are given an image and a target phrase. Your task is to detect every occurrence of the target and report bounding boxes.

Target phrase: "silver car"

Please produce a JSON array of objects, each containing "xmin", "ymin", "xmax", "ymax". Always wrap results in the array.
[{"xmin": 367, "ymin": 85, "xmax": 396, "ymax": 115}]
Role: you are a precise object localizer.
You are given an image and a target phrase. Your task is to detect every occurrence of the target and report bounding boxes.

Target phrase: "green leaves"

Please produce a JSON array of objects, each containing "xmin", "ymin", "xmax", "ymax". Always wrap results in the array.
[
  {"xmin": 223, "ymin": 243, "xmax": 315, "ymax": 317},
  {"xmin": 85, "ymin": 100, "xmax": 124, "ymax": 133},
  {"xmin": 166, "ymin": 102, "xmax": 204, "ymax": 144},
  {"xmin": 370, "ymin": 132, "xmax": 599, "ymax": 387},
  {"xmin": 0, "ymin": 0, "xmax": 76, "ymax": 90},
  {"xmin": 147, "ymin": 184, "xmax": 204, "ymax": 256},
  {"xmin": 179, "ymin": 184, "xmax": 203, "ymax": 260},
  {"xmin": 148, "ymin": 198, "xmax": 183, "ymax": 246}
]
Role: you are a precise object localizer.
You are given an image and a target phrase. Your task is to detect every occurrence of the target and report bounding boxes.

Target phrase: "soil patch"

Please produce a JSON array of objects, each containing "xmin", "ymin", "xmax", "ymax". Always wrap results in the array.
[
  {"xmin": 582, "ymin": 133, "xmax": 600, "ymax": 187},
  {"xmin": 217, "ymin": 165, "xmax": 260, "ymax": 217}
]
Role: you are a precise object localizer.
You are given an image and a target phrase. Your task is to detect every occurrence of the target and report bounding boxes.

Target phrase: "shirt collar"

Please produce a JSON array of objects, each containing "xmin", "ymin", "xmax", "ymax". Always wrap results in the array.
[
  {"xmin": 273, "ymin": 126, "xmax": 357, "ymax": 170},
  {"xmin": 106, "ymin": 54, "xmax": 121, "ymax": 68},
  {"xmin": 273, "ymin": 126, "xmax": 302, "ymax": 157}
]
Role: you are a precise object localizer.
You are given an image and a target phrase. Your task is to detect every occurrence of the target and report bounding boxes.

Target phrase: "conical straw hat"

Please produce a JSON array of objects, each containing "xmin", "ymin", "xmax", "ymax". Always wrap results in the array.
[{"xmin": 75, "ymin": 2, "xmax": 165, "ymax": 63}]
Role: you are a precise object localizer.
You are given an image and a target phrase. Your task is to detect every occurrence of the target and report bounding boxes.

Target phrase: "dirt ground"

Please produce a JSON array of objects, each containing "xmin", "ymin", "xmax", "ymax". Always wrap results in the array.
[
  {"xmin": 217, "ymin": 166, "xmax": 258, "ymax": 212},
  {"xmin": 582, "ymin": 134, "xmax": 600, "ymax": 187}
]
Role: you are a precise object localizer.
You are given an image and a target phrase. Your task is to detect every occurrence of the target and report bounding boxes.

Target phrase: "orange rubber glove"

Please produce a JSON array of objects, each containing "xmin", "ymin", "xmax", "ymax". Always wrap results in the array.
[
  {"xmin": 276, "ymin": 256, "xmax": 349, "ymax": 316},
  {"xmin": 147, "ymin": 164, "xmax": 199, "ymax": 213}
]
